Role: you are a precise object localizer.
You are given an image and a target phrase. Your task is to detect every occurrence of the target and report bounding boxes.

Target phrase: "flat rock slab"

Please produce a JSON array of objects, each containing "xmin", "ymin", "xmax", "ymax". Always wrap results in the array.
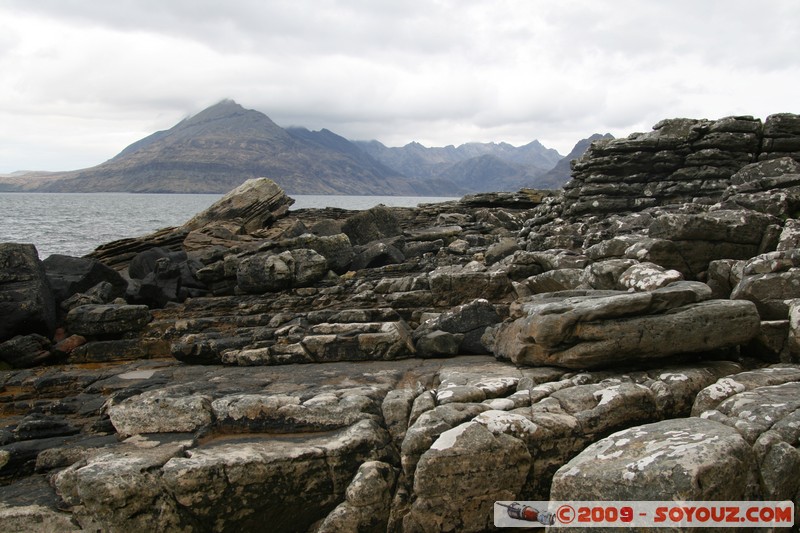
[{"xmin": 491, "ymin": 281, "xmax": 760, "ymax": 369}]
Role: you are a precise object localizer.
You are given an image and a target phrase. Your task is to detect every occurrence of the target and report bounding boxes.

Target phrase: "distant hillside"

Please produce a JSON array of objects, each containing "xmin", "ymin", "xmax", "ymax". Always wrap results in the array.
[
  {"xmin": 0, "ymin": 101, "xmax": 461, "ymax": 196},
  {"xmin": 353, "ymin": 139, "xmax": 563, "ymax": 192},
  {"xmin": 536, "ymin": 133, "xmax": 615, "ymax": 188}
]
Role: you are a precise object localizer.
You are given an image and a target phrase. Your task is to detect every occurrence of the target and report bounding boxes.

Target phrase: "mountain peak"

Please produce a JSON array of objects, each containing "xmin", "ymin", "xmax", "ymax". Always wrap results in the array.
[{"xmin": 182, "ymin": 99, "xmax": 248, "ymax": 124}]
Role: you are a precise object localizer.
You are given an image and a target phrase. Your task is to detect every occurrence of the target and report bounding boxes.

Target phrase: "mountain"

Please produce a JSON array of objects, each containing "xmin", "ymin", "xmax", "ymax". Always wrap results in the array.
[
  {"xmin": 0, "ymin": 99, "xmax": 573, "ymax": 195},
  {"xmin": 353, "ymin": 139, "xmax": 563, "ymax": 192},
  {"xmin": 535, "ymin": 133, "xmax": 615, "ymax": 188},
  {"xmin": 0, "ymin": 100, "xmax": 461, "ymax": 196}
]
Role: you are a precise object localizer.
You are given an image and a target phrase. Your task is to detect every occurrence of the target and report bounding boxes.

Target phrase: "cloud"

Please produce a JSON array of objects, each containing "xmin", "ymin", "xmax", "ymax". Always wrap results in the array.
[{"xmin": 0, "ymin": 0, "xmax": 799, "ymax": 173}]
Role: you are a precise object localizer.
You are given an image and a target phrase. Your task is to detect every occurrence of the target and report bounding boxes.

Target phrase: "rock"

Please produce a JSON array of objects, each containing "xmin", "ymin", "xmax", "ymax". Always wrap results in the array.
[
  {"xmin": 236, "ymin": 249, "xmax": 328, "ymax": 293},
  {"xmin": 414, "ymin": 330, "xmax": 463, "ymax": 358},
  {"xmin": 351, "ymin": 241, "xmax": 405, "ymax": 270},
  {"xmin": 317, "ymin": 460, "xmax": 397, "ymax": 533},
  {"xmin": 778, "ymin": 219, "xmax": 800, "ymax": 251},
  {"xmin": 551, "ymin": 418, "xmax": 759, "ymax": 502},
  {"xmin": 690, "ymin": 365, "xmax": 800, "ymax": 416},
  {"xmin": 341, "ymin": 205, "xmax": 403, "ymax": 246},
  {"xmin": 491, "ymin": 282, "xmax": 760, "ymax": 369},
  {"xmin": 732, "ymin": 268, "xmax": 800, "ymax": 319},
  {"xmin": 127, "ymin": 248, "xmax": 206, "ymax": 307},
  {"xmin": 108, "ymin": 390, "xmax": 213, "ymax": 437},
  {"xmin": 158, "ymin": 420, "xmax": 391, "ymax": 533},
  {"xmin": 484, "ymin": 238, "xmax": 519, "ymax": 265},
  {"xmin": 0, "ymin": 334, "xmax": 54, "ymax": 369},
  {"xmin": 493, "ymin": 251, "xmax": 544, "ymax": 281},
  {"xmin": 753, "ymin": 431, "xmax": 800, "ymax": 501},
  {"xmin": 639, "ymin": 209, "xmax": 774, "ymax": 276},
  {"xmin": 519, "ymin": 268, "xmax": 585, "ymax": 295},
  {"xmin": 790, "ymin": 300, "xmax": 800, "ymax": 358},
  {"xmin": 127, "ymin": 257, "xmax": 181, "ymax": 308},
  {"xmin": 297, "ymin": 321, "xmax": 415, "ymax": 362},
  {"xmin": 12, "ymin": 414, "xmax": 79, "ymax": 442},
  {"xmin": 706, "ymin": 258, "xmax": 744, "ymax": 298},
  {"xmin": 128, "ymin": 247, "xmax": 187, "ymax": 280},
  {"xmin": 580, "ymin": 258, "xmax": 638, "ymax": 290},
  {"xmin": 742, "ymin": 320, "xmax": 791, "ymax": 363},
  {"xmin": 210, "ymin": 389, "xmax": 382, "ymax": 433},
  {"xmin": 52, "ymin": 334, "xmax": 87, "ymax": 357},
  {"xmin": 562, "ymin": 116, "xmax": 764, "ymax": 217},
  {"xmin": 0, "ymin": 503, "xmax": 80, "ymax": 533},
  {"xmin": 405, "ymin": 225, "xmax": 463, "ymax": 243},
  {"xmin": 413, "ymin": 299, "xmax": 502, "ymax": 355},
  {"xmin": 65, "ymin": 304, "xmax": 152, "ymax": 338},
  {"xmin": 401, "ymin": 403, "xmax": 490, "ymax": 478},
  {"xmin": 181, "ymin": 177, "xmax": 294, "ymax": 233},
  {"xmin": 732, "ymin": 157, "xmax": 800, "ymax": 186},
  {"xmin": 700, "ymin": 381, "xmax": 800, "ymax": 444},
  {"xmin": 52, "ymin": 435, "xmax": 195, "ymax": 531},
  {"xmin": 69, "ymin": 338, "xmax": 169, "ymax": 363},
  {"xmin": 429, "ymin": 264, "xmax": 511, "ymax": 307},
  {"xmin": 549, "ymin": 381, "xmax": 658, "ymax": 439},
  {"xmin": 405, "ymin": 420, "xmax": 531, "ymax": 533},
  {"xmin": 648, "ymin": 209, "xmax": 772, "ymax": 245},
  {"xmin": 0, "ymin": 243, "xmax": 56, "ymax": 342},
  {"xmin": 61, "ymin": 281, "xmax": 121, "ymax": 311},
  {"xmin": 382, "ymin": 388, "xmax": 420, "ymax": 446},
  {"xmin": 42, "ymin": 254, "xmax": 127, "ymax": 306},
  {"xmin": 621, "ymin": 237, "xmax": 690, "ymax": 275},
  {"xmin": 274, "ymin": 232, "xmax": 354, "ymax": 273},
  {"xmin": 617, "ymin": 261, "xmax": 683, "ymax": 291}
]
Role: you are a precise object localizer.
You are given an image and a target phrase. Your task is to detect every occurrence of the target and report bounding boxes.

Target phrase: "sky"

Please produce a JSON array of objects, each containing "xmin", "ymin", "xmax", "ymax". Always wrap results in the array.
[{"xmin": 1, "ymin": 0, "xmax": 799, "ymax": 174}]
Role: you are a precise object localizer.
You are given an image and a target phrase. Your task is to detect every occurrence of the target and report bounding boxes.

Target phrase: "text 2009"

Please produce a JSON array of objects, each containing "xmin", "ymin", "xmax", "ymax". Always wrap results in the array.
[{"xmin": 577, "ymin": 506, "xmax": 634, "ymax": 523}]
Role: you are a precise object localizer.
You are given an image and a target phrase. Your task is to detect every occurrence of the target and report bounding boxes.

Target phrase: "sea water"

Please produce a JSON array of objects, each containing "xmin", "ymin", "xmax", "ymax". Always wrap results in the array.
[{"xmin": 0, "ymin": 192, "xmax": 458, "ymax": 259}]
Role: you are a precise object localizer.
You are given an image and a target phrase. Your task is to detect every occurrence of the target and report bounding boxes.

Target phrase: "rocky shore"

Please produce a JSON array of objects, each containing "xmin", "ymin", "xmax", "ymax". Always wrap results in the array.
[{"xmin": 3, "ymin": 113, "xmax": 800, "ymax": 532}]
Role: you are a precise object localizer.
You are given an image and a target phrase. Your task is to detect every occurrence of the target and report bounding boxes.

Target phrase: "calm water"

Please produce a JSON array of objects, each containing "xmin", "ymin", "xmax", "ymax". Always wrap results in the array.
[{"xmin": 0, "ymin": 193, "xmax": 458, "ymax": 259}]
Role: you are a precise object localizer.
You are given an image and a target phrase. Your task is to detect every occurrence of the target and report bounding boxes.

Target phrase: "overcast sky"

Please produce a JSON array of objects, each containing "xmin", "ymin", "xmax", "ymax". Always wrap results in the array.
[{"xmin": 1, "ymin": 1, "xmax": 798, "ymax": 174}]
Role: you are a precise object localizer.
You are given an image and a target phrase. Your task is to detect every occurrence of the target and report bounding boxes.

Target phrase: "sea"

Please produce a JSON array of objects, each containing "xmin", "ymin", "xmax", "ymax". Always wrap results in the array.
[{"xmin": 0, "ymin": 192, "xmax": 459, "ymax": 259}]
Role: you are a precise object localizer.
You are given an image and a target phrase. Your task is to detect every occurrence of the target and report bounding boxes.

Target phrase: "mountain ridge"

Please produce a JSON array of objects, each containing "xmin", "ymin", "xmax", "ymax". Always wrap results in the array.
[{"xmin": 0, "ymin": 100, "xmax": 599, "ymax": 195}]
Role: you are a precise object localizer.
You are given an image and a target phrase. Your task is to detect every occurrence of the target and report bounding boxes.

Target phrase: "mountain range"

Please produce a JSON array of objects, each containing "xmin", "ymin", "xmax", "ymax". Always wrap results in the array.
[{"xmin": 0, "ymin": 100, "xmax": 607, "ymax": 195}]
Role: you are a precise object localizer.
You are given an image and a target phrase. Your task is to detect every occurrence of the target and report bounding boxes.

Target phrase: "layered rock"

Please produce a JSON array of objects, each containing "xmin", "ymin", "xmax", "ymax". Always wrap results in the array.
[
  {"xmin": 562, "ymin": 114, "xmax": 800, "ymax": 217},
  {"xmin": 490, "ymin": 282, "xmax": 760, "ymax": 369},
  {"xmin": 181, "ymin": 177, "xmax": 294, "ymax": 233},
  {"xmin": 3, "ymin": 114, "xmax": 800, "ymax": 532}
]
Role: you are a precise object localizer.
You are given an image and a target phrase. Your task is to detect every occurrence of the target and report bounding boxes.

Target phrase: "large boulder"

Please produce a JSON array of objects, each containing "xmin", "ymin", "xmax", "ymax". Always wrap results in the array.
[
  {"xmin": 551, "ymin": 418, "xmax": 759, "ymax": 502},
  {"xmin": 42, "ymin": 254, "xmax": 127, "ymax": 306},
  {"xmin": 181, "ymin": 177, "xmax": 294, "ymax": 233},
  {"xmin": 0, "ymin": 243, "xmax": 56, "ymax": 342},
  {"xmin": 490, "ymin": 282, "xmax": 760, "ymax": 369}
]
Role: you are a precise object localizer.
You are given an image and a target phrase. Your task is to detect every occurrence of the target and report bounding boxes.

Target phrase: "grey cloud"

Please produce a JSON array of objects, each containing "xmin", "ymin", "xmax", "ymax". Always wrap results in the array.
[{"xmin": 1, "ymin": 0, "xmax": 799, "ymax": 173}]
